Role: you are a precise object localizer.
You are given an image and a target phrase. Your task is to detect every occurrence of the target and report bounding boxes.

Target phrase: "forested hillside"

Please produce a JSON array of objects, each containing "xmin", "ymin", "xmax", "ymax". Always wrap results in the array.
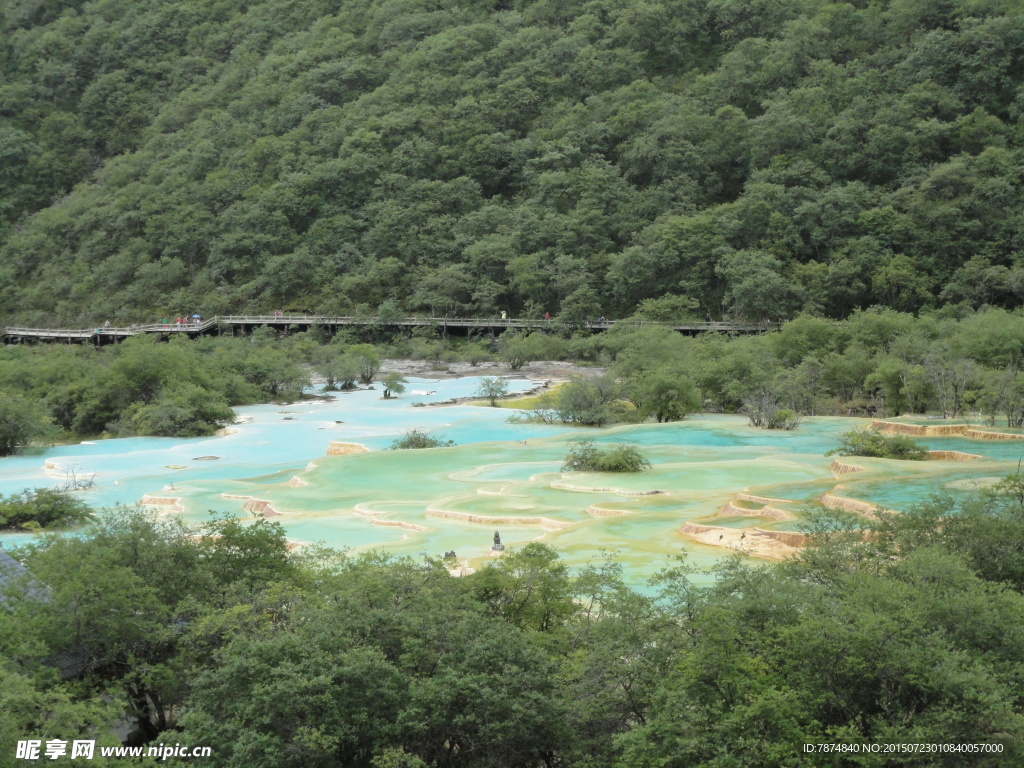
[{"xmin": 1, "ymin": 0, "xmax": 1022, "ymax": 324}]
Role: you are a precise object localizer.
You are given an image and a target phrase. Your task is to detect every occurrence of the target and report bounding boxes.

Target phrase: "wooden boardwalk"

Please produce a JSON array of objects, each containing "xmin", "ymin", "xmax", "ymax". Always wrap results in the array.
[{"xmin": 2, "ymin": 315, "xmax": 776, "ymax": 345}]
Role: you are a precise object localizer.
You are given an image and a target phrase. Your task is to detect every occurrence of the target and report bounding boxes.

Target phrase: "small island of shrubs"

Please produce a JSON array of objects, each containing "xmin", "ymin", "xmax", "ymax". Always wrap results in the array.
[
  {"xmin": 562, "ymin": 440, "xmax": 651, "ymax": 472},
  {"xmin": 388, "ymin": 429, "xmax": 456, "ymax": 450},
  {"xmin": 827, "ymin": 429, "xmax": 928, "ymax": 461}
]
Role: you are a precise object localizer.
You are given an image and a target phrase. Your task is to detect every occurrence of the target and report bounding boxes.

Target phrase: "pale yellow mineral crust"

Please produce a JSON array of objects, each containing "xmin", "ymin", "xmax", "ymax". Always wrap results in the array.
[
  {"xmin": 830, "ymin": 459, "xmax": 864, "ymax": 475},
  {"xmin": 139, "ymin": 494, "xmax": 184, "ymax": 513},
  {"xmin": 820, "ymin": 492, "xmax": 879, "ymax": 519},
  {"xmin": 326, "ymin": 441, "xmax": 370, "ymax": 456},
  {"xmin": 871, "ymin": 420, "xmax": 1024, "ymax": 440},
  {"xmin": 678, "ymin": 522, "xmax": 802, "ymax": 560}
]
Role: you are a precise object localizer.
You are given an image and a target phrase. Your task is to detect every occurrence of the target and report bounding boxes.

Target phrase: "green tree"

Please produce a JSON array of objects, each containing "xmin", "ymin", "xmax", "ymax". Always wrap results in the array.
[
  {"xmin": 124, "ymin": 385, "xmax": 235, "ymax": 437},
  {"xmin": 630, "ymin": 295, "xmax": 700, "ymax": 323},
  {"xmin": 470, "ymin": 543, "xmax": 576, "ymax": 634},
  {"xmin": 240, "ymin": 347, "xmax": 310, "ymax": 401},
  {"xmin": 179, "ymin": 638, "xmax": 405, "ymax": 768},
  {"xmin": 475, "ymin": 376, "xmax": 509, "ymax": 406},
  {"xmin": 349, "ymin": 345, "xmax": 381, "ymax": 384},
  {"xmin": 553, "ymin": 376, "xmax": 618, "ymax": 426},
  {"xmin": 558, "ymin": 285, "xmax": 602, "ymax": 326},
  {"xmin": 716, "ymin": 250, "xmax": 802, "ymax": 322},
  {"xmin": 315, "ymin": 345, "xmax": 362, "ymax": 391},
  {"xmin": 499, "ymin": 332, "xmax": 549, "ymax": 371},
  {"xmin": 627, "ymin": 369, "xmax": 701, "ymax": 422},
  {"xmin": 381, "ymin": 373, "xmax": 407, "ymax": 399},
  {"xmin": 872, "ymin": 254, "xmax": 934, "ymax": 312},
  {"xmin": 0, "ymin": 488, "xmax": 93, "ymax": 530},
  {"xmin": 0, "ymin": 392, "xmax": 55, "ymax": 456},
  {"xmin": 743, "ymin": 390, "xmax": 802, "ymax": 430},
  {"xmin": 7, "ymin": 506, "xmax": 298, "ymax": 741}
]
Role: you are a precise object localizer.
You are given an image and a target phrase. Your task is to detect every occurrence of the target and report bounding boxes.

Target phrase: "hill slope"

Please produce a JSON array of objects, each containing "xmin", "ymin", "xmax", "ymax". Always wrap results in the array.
[{"xmin": 1, "ymin": 0, "xmax": 1022, "ymax": 324}]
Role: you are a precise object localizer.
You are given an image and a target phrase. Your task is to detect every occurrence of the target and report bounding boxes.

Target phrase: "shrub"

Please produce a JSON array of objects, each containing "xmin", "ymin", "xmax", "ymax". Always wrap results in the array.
[
  {"xmin": 826, "ymin": 429, "xmax": 928, "ymax": 460},
  {"xmin": 562, "ymin": 440, "xmax": 651, "ymax": 472},
  {"xmin": 461, "ymin": 341, "xmax": 494, "ymax": 366},
  {"xmin": 124, "ymin": 385, "xmax": 235, "ymax": 437},
  {"xmin": 389, "ymin": 429, "xmax": 456, "ymax": 450},
  {"xmin": 744, "ymin": 391, "xmax": 801, "ymax": 430}
]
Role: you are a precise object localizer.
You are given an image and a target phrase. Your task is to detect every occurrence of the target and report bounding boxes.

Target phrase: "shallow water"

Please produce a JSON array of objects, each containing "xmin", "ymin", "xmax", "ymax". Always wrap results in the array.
[{"xmin": 2, "ymin": 379, "xmax": 1022, "ymax": 585}]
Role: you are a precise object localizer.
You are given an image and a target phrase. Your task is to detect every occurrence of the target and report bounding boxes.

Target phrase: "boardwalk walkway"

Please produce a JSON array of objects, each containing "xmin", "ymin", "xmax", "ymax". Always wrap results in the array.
[{"xmin": 2, "ymin": 315, "xmax": 777, "ymax": 345}]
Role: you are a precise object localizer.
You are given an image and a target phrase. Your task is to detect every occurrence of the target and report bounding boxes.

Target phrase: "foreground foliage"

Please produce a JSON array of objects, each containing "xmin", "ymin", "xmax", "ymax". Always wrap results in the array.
[
  {"xmin": 2, "ymin": 486, "xmax": 1024, "ymax": 764},
  {"xmin": 0, "ymin": 488, "xmax": 93, "ymax": 530}
]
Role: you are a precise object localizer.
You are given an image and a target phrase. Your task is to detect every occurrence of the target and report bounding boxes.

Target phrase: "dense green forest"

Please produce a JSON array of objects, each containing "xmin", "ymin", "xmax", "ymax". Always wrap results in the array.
[
  {"xmin": 3, "ymin": 480, "xmax": 1024, "ymax": 766},
  {"xmin": 1, "ymin": 0, "xmax": 1023, "ymax": 324},
  {"xmin": 0, "ymin": 332, "xmax": 310, "ymax": 450}
]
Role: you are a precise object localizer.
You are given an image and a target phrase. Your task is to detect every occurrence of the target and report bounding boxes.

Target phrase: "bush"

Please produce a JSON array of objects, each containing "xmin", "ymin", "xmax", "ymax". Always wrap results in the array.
[
  {"xmin": 562, "ymin": 440, "xmax": 651, "ymax": 472},
  {"xmin": 122, "ymin": 385, "xmax": 236, "ymax": 437},
  {"xmin": 826, "ymin": 429, "xmax": 928, "ymax": 460},
  {"xmin": 744, "ymin": 391, "xmax": 802, "ymax": 430},
  {"xmin": 460, "ymin": 341, "xmax": 495, "ymax": 366},
  {"xmin": 389, "ymin": 429, "xmax": 456, "ymax": 450},
  {"xmin": 0, "ymin": 488, "xmax": 94, "ymax": 530}
]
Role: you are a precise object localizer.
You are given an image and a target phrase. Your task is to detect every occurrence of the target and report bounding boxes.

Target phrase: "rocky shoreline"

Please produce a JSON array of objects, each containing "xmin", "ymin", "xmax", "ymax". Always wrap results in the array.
[{"xmin": 376, "ymin": 358, "xmax": 607, "ymax": 380}]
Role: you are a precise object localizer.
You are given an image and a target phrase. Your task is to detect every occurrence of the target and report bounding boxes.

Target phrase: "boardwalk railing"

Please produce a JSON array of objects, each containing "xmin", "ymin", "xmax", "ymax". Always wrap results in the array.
[
  {"xmin": 2, "ymin": 318, "xmax": 221, "ymax": 342},
  {"xmin": 3, "ymin": 315, "xmax": 777, "ymax": 344}
]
